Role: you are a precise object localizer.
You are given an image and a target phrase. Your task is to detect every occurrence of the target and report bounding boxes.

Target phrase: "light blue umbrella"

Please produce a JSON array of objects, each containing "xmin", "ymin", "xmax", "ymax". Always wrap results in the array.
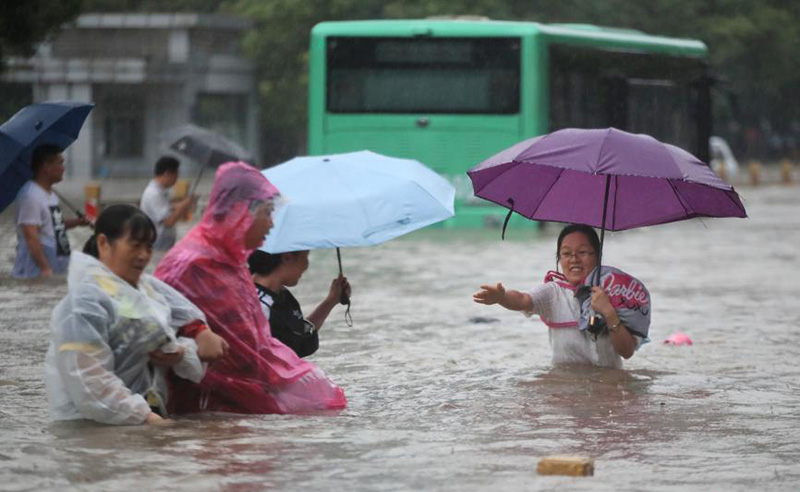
[
  {"xmin": 259, "ymin": 151, "xmax": 454, "ymax": 323},
  {"xmin": 260, "ymin": 150, "xmax": 455, "ymax": 255}
]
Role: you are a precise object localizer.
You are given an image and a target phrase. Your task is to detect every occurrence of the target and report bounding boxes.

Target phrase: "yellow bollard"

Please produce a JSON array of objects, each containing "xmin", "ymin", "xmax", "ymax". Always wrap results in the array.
[
  {"xmin": 537, "ymin": 455, "xmax": 595, "ymax": 476},
  {"xmin": 172, "ymin": 179, "xmax": 192, "ymax": 222},
  {"xmin": 781, "ymin": 159, "xmax": 794, "ymax": 185},
  {"xmin": 748, "ymin": 161, "xmax": 761, "ymax": 186},
  {"xmin": 84, "ymin": 182, "xmax": 101, "ymax": 221},
  {"xmin": 717, "ymin": 159, "xmax": 727, "ymax": 182}
]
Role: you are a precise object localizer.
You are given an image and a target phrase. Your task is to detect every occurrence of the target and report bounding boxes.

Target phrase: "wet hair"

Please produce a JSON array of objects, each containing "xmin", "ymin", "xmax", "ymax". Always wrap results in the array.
[
  {"xmin": 82, "ymin": 204, "xmax": 157, "ymax": 258},
  {"xmin": 31, "ymin": 144, "xmax": 63, "ymax": 177},
  {"xmin": 556, "ymin": 224, "xmax": 601, "ymax": 263},
  {"xmin": 247, "ymin": 249, "xmax": 308, "ymax": 276},
  {"xmin": 247, "ymin": 250, "xmax": 284, "ymax": 276},
  {"xmin": 154, "ymin": 156, "xmax": 180, "ymax": 176}
]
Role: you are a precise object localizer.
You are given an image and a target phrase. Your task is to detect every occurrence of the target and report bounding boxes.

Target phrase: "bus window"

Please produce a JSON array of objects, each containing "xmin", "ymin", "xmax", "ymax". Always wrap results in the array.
[
  {"xmin": 548, "ymin": 45, "xmax": 708, "ymax": 154},
  {"xmin": 326, "ymin": 37, "xmax": 520, "ymax": 114}
]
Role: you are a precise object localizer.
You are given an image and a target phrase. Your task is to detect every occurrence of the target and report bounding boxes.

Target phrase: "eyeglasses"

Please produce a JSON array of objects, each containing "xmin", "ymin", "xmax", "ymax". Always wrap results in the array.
[{"xmin": 559, "ymin": 250, "xmax": 595, "ymax": 260}]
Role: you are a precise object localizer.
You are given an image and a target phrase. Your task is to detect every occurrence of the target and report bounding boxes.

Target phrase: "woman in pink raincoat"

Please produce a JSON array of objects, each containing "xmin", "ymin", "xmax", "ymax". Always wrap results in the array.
[{"xmin": 155, "ymin": 161, "xmax": 346, "ymax": 414}]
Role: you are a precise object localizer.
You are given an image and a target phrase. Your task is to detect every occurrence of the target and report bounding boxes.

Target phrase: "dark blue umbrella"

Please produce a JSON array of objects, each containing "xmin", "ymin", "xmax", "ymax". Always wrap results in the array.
[{"xmin": 0, "ymin": 101, "xmax": 94, "ymax": 213}]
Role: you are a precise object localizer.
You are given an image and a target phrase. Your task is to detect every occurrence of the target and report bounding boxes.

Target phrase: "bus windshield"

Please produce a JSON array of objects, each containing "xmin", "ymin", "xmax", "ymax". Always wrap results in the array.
[{"xmin": 326, "ymin": 37, "xmax": 521, "ymax": 114}]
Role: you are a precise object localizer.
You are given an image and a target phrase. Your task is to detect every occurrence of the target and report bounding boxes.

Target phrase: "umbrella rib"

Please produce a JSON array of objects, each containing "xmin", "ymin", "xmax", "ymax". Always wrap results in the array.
[
  {"xmin": 666, "ymin": 179, "xmax": 692, "ymax": 217},
  {"xmin": 723, "ymin": 187, "xmax": 748, "ymax": 216},
  {"xmin": 527, "ymin": 168, "xmax": 565, "ymax": 219},
  {"xmin": 611, "ymin": 175, "xmax": 619, "ymax": 230},
  {"xmin": 329, "ymin": 161, "xmax": 375, "ymax": 239},
  {"xmin": 471, "ymin": 161, "xmax": 521, "ymax": 195}
]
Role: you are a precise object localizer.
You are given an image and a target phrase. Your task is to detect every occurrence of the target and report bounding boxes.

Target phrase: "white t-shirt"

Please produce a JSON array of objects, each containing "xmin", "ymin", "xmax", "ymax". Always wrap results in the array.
[
  {"xmin": 13, "ymin": 181, "xmax": 71, "ymax": 278},
  {"xmin": 525, "ymin": 281, "xmax": 625, "ymax": 369},
  {"xmin": 140, "ymin": 179, "xmax": 176, "ymax": 250}
]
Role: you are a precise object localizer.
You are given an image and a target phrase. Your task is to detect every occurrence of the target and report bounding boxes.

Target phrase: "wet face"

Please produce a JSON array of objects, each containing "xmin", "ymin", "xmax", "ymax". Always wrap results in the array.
[
  {"xmin": 244, "ymin": 201, "xmax": 275, "ymax": 249},
  {"xmin": 161, "ymin": 170, "xmax": 179, "ymax": 188},
  {"xmin": 281, "ymin": 251, "xmax": 310, "ymax": 287},
  {"xmin": 42, "ymin": 153, "xmax": 66, "ymax": 184},
  {"xmin": 97, "ymin": 232, "xmax": 153, "ymax": 286},
  {"xmin": 558, "ymin": 231, "xmax": 598, "ymax": 286}
]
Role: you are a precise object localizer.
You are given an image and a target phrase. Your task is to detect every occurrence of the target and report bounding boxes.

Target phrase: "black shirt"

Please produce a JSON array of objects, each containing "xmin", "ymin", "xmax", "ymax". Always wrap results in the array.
[{"xmin": 255, "ymin": 284, "xmax": 319, "ymax": 358}]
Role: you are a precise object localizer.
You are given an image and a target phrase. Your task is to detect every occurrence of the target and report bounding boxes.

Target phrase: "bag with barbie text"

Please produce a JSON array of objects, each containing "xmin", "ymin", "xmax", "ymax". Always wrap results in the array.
[{"xmin": 576, "ymin": 266, "xmax": 651, "ymax": 340}]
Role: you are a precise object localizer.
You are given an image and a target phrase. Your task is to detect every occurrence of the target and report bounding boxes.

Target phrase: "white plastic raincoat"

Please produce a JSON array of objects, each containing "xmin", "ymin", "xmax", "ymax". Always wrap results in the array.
[{"xmin": 45, "ymin": 252, "xmax": 206, "ymax": 425}]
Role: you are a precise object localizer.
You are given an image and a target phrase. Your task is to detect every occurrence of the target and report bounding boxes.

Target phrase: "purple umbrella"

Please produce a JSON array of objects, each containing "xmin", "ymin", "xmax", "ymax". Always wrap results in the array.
[{"xmin": 468, "ymin": 127, "xmax": 747, "ymax": 284}]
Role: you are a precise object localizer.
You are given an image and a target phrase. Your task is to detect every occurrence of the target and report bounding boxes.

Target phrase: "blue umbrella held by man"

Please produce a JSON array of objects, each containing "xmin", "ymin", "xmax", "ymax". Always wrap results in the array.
[{"xmin": 1, "ymin": 101, "xmax": 95, "ymax": 279}]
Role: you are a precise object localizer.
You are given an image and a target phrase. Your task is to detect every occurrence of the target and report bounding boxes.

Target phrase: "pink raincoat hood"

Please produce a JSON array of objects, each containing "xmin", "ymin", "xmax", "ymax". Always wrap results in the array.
[{"xmin": 197, "ymin": 161, "xmax": 279, "ymax": 264}]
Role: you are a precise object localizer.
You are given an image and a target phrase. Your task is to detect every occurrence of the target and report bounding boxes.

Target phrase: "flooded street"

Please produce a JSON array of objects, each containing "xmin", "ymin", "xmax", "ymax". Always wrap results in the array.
[{"xmin": 1, "ymin": 183, "xmax": 799, "ymax": 491}]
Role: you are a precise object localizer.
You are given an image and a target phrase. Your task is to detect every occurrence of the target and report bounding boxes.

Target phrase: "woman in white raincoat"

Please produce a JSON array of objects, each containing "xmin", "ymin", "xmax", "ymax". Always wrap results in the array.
[{"xmin": 45, "ymin": 204, "xmax": 220, "ymax": 425}]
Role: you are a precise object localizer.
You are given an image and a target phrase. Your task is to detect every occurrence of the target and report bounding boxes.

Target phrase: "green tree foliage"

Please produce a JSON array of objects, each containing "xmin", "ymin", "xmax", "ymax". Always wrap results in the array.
[
  {"xmin": 52, "ymin": 0, "xmax": 800, "ymax": 161},
  {"xmin": 0, "ymin": 0, "xmax": 81, "ymax": 62},
  {"xmin": 81, "ymin": 0, "xmax": 226, "ymax": 12},
  {"xmin": 227, "ymin": 0, "xmax": 800, "ymax": 162}
]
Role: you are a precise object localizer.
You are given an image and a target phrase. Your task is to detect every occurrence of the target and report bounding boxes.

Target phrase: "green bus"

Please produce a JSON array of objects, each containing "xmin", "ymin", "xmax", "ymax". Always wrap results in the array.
[{"xmin": 308, "ymin": 19, "xmax": 711, "ymax": 227}]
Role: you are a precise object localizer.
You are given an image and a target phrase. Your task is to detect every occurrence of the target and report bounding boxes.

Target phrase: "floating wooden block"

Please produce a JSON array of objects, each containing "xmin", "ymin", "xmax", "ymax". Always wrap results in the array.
[{"xmin": 537, "ymin": 455, "xmax": 594, "ymax": 476}]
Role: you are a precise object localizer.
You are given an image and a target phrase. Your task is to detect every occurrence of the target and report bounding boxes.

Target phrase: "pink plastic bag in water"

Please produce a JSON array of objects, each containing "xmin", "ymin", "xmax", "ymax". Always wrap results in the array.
[
  {"xmin": 664, "ymin": 331, "xmax": 693, "ymax": 346},
  {"xmin": 155, "ymin": 162, "xmax": 346, "ymax": 415}
]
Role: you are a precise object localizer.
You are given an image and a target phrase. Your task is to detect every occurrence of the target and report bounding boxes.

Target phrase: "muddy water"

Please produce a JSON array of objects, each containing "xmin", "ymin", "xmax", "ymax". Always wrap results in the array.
[{"xmin": 1, "ymin": 185, "xmax": 799, "ymax": 491}]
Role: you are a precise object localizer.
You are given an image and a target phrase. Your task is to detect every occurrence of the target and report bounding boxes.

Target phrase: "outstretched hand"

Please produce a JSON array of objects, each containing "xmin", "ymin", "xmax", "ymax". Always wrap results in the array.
[{"xmin": 473, "ymin": 283, "xmax": 506, "ymax": 305}]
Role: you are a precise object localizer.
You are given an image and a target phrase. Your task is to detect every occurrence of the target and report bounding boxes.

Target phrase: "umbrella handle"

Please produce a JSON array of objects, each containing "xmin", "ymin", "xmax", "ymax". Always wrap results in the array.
[
  {"xmin": 501, "ymin": 198, "xmax": 515, "ymax": 240},
  {"xmin": 336, "ymin": 248, "xmax": 353, "ymax": 326},
  {"xmin": 52, "ymin": 189, "xmax": 94, "ymax": 229},
  {"xmin": 189, "ymin": 159, "xmax": 207, "ymax": 196},
  {"xmin": 336, "ymin": 247, "xmax": 349, "ymax": 304}
]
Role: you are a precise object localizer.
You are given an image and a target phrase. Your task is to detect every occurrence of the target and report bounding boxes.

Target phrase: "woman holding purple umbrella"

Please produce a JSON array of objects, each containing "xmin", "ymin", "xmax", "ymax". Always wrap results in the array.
[{"xmin": 473, "ymin": 224, "xmax": 650, "ymax": 369}]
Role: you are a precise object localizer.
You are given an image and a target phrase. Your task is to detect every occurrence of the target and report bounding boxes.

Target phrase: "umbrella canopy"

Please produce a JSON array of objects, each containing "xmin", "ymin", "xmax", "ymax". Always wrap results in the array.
[
  {"xmin": 468, "ymin": 127, "xmax": 747, "ymax": 232},
  {"xmin": 161, "ymin": 124, "xmax": 252, "ymax": 194},
  {"xmin": 0, "ymin": 101, "xmax": 94, "ymax": 213},
  {"xmin": 260, "ymin": 150, "xmax": 455, "ymax": 254},
  {"xmin": 162, "ymin": 123, "xmax": 252, "ymax": 167}
]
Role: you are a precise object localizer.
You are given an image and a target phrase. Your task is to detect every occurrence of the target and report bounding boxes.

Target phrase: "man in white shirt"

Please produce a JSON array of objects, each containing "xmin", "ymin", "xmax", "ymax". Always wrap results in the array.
[
  {"xmin": 13, "ymin": 144, "xmax": 91, "ymax": 279},
  {"xmin": 139, "ymin": 156, "xmax": 196, "ymax": 251}
]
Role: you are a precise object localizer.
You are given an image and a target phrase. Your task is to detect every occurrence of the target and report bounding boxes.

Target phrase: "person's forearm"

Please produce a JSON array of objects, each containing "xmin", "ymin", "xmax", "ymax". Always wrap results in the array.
[
  {"xmin": 64, "ymin": 351, "xmax": 152, "ymax": 425},
  {"xmin": 603, "ymin": 310, "xmax": 636, "ymax": 359},
  {"xmin": 22, "ymin": 229, "xmax": 50, "ymax": 271},
  {"xmin": 306, "ymin": 298, "xmax": 338, "ymax": 331},
  {"xmin": 162, "ymin": 207, "xmax": 184, "ymax": 228},
  {"xmin": 499, "ymin": 289, "xmax": 533, "ymax": 312},
  {"xmin": 64, "ymin": 217, "xmax": 83, "ymax": 229}
]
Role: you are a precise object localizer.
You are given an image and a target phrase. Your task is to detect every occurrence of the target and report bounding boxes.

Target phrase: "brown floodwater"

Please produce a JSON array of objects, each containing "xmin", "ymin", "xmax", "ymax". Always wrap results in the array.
[{"xmin": 1, "ymin": 184, "xmax": 798, "ymax": 491}]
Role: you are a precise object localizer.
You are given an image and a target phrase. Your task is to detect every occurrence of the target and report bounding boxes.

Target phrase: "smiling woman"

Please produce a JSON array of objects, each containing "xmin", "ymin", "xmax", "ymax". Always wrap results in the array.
[{"xmin": 473, "ymin": 223, "xmax": 648, "ymax": 368}]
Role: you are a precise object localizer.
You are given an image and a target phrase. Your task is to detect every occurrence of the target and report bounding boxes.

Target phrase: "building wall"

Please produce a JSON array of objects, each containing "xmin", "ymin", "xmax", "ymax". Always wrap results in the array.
[{"xmin": 0, "ymin": 13, "xmax": 258, "ymax": 179}]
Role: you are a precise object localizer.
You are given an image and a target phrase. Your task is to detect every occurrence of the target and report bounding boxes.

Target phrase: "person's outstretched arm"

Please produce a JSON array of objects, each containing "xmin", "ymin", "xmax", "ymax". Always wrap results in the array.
[{"xmin": 473, "ymin": 283, "xmax": 534, "ymax": 312}]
